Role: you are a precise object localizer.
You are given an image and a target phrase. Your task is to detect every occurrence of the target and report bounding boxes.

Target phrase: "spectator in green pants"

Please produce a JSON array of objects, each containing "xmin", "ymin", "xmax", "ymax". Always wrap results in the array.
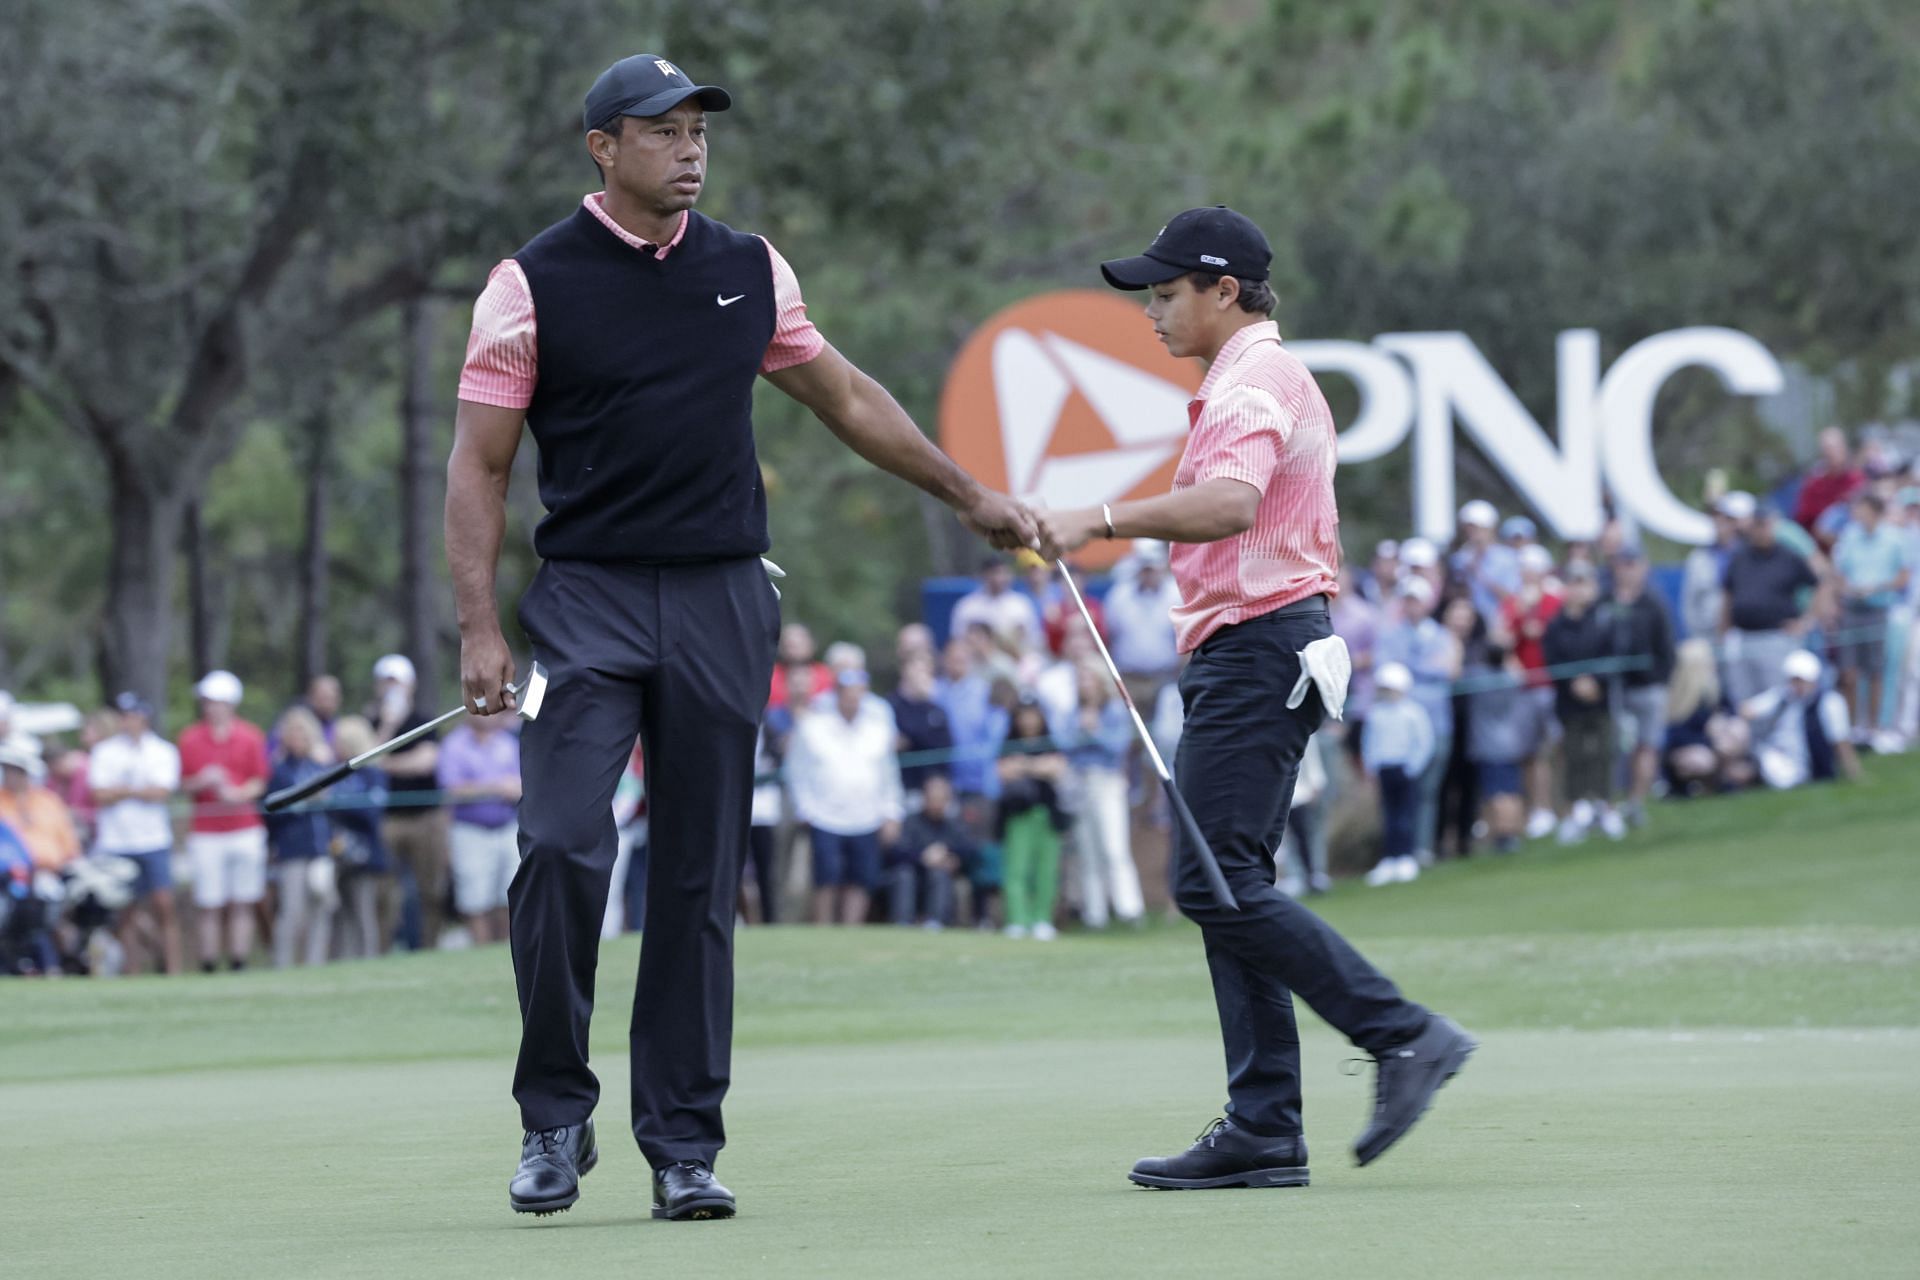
[{"xmin": 995, "ymin": 700, "xmax": 1068, "ymax": 940}]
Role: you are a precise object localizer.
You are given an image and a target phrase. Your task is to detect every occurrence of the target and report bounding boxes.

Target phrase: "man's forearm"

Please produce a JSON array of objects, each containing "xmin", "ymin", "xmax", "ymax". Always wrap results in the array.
[
  {"xmin": 446, "ymin": 450, "xmax": 509, "ymax": 635},
  {"xmin": 817, "ymin": 371, "xmax": 981, "ymax": 510},
  {"xmin": 1109, "ymin": 480, "xmax": 1260, "ymax": 544}
]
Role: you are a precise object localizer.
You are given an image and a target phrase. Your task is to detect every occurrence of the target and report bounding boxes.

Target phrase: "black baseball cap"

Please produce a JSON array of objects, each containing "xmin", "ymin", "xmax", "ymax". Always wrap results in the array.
[
  {"xmin": 1100, "ymin": 206, "xmax": 1272, "ymax": 290},
  {"xmin": 583, "ymin": 54, "xmax": 732, "ymax": 132}
]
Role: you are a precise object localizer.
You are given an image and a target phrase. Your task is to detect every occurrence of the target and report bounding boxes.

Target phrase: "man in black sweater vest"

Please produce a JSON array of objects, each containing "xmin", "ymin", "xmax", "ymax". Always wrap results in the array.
[{"xmin": 446, "ymin": 54, "xmax": 1035, "ymax": 1222}]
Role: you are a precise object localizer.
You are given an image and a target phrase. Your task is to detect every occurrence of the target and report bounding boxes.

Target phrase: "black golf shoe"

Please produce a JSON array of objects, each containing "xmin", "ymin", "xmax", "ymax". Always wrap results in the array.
[
  {"xmin": 652, "ymin": 1161, "xmax": 736, "ymax": 1220},
  {"xmin": 1128, "ymin": 1117, "xmax": 1310, "ymax": 1190},
  {"xmin": 509, "ymin": 1119, "xmax": 598, "ymax": 1216},
  {"xmin": 1354, "ymin": 1013, "xmax": 1477, "ymax": 1167}
]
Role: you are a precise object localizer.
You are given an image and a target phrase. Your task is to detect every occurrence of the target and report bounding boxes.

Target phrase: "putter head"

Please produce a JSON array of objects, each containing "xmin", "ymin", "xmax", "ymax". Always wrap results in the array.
[{"xmin": 514, "ymin": 661, "xmax": 549, "ymax": 721}]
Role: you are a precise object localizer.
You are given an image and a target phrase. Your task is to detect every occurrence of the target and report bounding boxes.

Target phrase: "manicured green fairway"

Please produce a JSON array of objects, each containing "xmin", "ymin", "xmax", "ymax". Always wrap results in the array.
[{"xmin": 5, "ymin": 759, "xmax": 1918, "ymax": 1278}]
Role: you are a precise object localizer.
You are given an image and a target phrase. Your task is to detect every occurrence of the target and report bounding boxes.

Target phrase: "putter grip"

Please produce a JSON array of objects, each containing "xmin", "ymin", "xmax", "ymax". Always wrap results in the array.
[
  {"xmin": 263, "ymin": 760, "xmax": 354, "ymax": 813},
  {"xmin": 1165, "ymin": 778, "xmax": 1239, "ymax": 912}
]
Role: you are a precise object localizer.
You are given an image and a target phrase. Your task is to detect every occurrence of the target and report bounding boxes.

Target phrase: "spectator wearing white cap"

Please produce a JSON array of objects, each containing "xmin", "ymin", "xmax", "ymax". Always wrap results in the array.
[
  {"xmin": 1740, "ymin": 650, "xmax": 1860, "ymax": 789},
  {"xmin": 1102, "ymin": 538, "xmax": 1183, "ymax": 709},
  {"xmin": 177, "ymin": 670, "xmax": 271, "ymax": 971},
  {"xmin": 1376, "ymin": 574, "xmax": 1461, "ymax": 863},
  {"xmin": 369, "ymin": 653, "xmax": 450, "ymax": 950},
  {"xmin": 90, "ymin": 692, "xmax": 183, "ymax": 974},
  {"xmin": 1361, "ymin": 663, "xmax": 1432, "ymax": 885},
  {"xmin": 1682, "ymin": 492, "xmax": 1753, "ymax": 641},
  {"xmin": 1450, "ymin": 500, "xmax": 1520, "ymax": 620}
]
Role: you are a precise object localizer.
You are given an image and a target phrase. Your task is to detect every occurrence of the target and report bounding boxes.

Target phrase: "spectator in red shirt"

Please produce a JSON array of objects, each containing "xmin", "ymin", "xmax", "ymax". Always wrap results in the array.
[
  {"xmin": 1794, "ymin": 426, "xmax": 1865, "ymax": 538},
  {"xmin": 766, "ymin": 622, "xmax": 831, "ymax": 710},
  {"xmin": 177, "ymin": 670, "xmax": 271, "ymax": 972},
  {"xmin": 1498, "ymin": 544, "xmax": 1564, "ymax": 838},
  {"xmin": 1499, "ymin": 544, "xmax": 1563, "ymax": 688}
]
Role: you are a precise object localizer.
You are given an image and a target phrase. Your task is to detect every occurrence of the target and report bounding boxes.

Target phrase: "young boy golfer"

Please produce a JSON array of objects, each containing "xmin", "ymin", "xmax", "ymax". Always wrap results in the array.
[{"xmin": 1034, "ymin": 206, "xmax": 1475, "ymax": 1188}]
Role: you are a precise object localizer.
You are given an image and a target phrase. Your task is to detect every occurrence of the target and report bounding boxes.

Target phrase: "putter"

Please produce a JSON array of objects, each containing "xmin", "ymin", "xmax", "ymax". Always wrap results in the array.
[
  {"xmin": 1054, "ymin": 562, "xmax": 1237, "ymax": 911},
  {"xmin": 263, "ymin": 662, "xmax": 549, "ymax": 812}
]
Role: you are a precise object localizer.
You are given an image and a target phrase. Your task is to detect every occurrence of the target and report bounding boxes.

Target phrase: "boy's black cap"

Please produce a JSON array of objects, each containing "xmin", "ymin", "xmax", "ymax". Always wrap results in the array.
[
  {"xmin": 583, "ymin": 54, "xmax": 731, "ymax": 132},
  {"xmin": 1100, "ymin": 206, "xmax": 1272, "ymax": 290}
]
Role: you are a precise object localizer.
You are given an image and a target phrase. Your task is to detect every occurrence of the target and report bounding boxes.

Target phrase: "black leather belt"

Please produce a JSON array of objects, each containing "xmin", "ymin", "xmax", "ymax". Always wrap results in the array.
[{"xmin": 1268, "ymin": 593, "xmax": 1330, "ymax": 619}]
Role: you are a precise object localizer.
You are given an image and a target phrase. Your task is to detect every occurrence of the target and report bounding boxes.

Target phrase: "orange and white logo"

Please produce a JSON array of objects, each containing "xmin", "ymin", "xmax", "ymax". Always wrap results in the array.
[{"xmin": 939, "ymin": 291, "xmax": 1201, "ymax": 565}]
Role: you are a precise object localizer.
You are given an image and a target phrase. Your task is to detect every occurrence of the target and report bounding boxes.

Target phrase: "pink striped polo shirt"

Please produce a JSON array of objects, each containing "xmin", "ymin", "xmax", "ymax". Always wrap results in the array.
[
  {"xmin": 457, "ymin": 192, "xmax": 826, "ymax": 408},
  {"xmin": 1169, "ymin": 320, "xmax": 1342, "ymax": 653}
]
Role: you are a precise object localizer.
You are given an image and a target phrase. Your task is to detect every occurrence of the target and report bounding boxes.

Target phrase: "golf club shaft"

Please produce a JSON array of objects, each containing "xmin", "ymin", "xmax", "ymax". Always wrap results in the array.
[
  {"xmin": 264, "ymin": 678, "xmax": 520, "ymax": 812},
  {"xmin": 1055, "ymin": 564, "xmax": 1168, "ymax": 779},
  {"xmin": 262, "ymin": 758, "xmax": 357, "ymax": 812},
  {"xmin": 1054, "ymin": 560, "xmax": 1238, "ymax": 911},
  {"xmin": 348, "ymin": 703, "xmax": 469, "ymax": 769}
]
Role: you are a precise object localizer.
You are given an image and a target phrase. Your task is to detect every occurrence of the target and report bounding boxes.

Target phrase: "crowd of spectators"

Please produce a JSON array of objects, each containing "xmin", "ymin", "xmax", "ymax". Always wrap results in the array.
[{"xmin": 3, "ymin": 428, "xmax": 1917, "ymax": 975}]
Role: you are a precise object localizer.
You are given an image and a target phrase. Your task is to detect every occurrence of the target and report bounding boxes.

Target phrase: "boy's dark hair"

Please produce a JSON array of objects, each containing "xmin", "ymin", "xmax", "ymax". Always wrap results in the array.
[{"xmin": 1187, "ymin": 272, "xmax": 1276, "ymax": 316}]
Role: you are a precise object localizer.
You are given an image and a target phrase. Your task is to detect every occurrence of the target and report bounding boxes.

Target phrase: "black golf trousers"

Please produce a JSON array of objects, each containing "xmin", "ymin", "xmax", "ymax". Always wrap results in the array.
[
  {"xmin": 1172, "ymin": 602, "xmax": 1429, "ymax": 1138},
  {"xmin": 509, "ymin": 556, "xmax": 777, "ymax": 1167}
]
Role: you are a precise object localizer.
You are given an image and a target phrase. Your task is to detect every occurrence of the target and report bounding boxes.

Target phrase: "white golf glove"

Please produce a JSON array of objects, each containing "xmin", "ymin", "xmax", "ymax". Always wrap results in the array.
[{"xmin": 1287, "ymin": 634, "xmax": 1352, "ymax": 721}]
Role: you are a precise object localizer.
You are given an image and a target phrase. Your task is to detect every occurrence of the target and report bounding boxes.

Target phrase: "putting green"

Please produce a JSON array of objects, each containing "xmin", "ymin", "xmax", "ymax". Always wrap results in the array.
[{"xmin": 4, "ymin": 757, "xmax": 1917, "ymax": 1277}]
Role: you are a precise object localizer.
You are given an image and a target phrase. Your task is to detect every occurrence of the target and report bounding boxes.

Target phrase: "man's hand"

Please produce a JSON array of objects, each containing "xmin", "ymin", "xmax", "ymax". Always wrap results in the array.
[
  {"xmin": 880, "ymin": 819, "xmax": 902, "ymax": 847},
  {"xmin": 459, "ymin": 626, "xmax": 518, "ymax": 718},
  {"xmin": 959, "ymin": 488, "xmax": 1040, "ymax": 551},
  {"xmin": 1033, "ymin": 506, "xmax": 1105, "ymax": 561}
]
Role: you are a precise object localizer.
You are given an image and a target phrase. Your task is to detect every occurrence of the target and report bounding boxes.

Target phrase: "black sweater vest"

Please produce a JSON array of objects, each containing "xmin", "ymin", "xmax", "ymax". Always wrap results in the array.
[{"xmin": 514, "ymin": 206, "xmax": 777, "ymax": 562}]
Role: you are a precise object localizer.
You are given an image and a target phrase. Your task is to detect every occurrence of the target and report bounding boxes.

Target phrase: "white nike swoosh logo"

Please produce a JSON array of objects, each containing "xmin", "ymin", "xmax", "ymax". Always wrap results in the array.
[{"xmin": 717, "ymin": 293, "xmax": 745, "ymax": 307}]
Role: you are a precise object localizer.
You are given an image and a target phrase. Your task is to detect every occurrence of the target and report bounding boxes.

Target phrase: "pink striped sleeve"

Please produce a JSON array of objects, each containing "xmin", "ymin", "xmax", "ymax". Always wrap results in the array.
[
  {"xmin": 457, "ymin": 260, "xmax": 538, "ymax": 408},
  {"xmin": 1191, "ymin": 385, "xmax": 1286, "ymax": 493},
  {"xmin": 758, "ymin": 236, "xmax": 826, "ymax": 374}
]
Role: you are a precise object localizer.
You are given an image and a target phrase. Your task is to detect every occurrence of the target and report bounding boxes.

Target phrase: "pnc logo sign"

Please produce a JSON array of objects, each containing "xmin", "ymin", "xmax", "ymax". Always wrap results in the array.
[
  {"xmin": 941, "ymin": 292, "xmax": 1787, "ymax": 549},
  {"xmin": 938, "ymin": 291, "xmax": 1200, "ymax": 566}
]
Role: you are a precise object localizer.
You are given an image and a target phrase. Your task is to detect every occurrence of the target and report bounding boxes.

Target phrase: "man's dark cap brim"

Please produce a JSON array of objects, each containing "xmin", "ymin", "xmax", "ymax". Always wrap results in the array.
[
  {"xmin": 593, "ymin": 84, "xmax": 731, "ymax": 129},
  {"xmin": 1100, "ymin": 253, "xmax": 1189, "ymax": 290}
]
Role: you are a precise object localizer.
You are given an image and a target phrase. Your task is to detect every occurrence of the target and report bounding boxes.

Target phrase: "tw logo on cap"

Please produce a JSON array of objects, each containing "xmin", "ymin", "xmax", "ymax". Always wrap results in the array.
[{"xmin": 653, "ymin": 58, "xmax": 681, "ymax": 78}]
